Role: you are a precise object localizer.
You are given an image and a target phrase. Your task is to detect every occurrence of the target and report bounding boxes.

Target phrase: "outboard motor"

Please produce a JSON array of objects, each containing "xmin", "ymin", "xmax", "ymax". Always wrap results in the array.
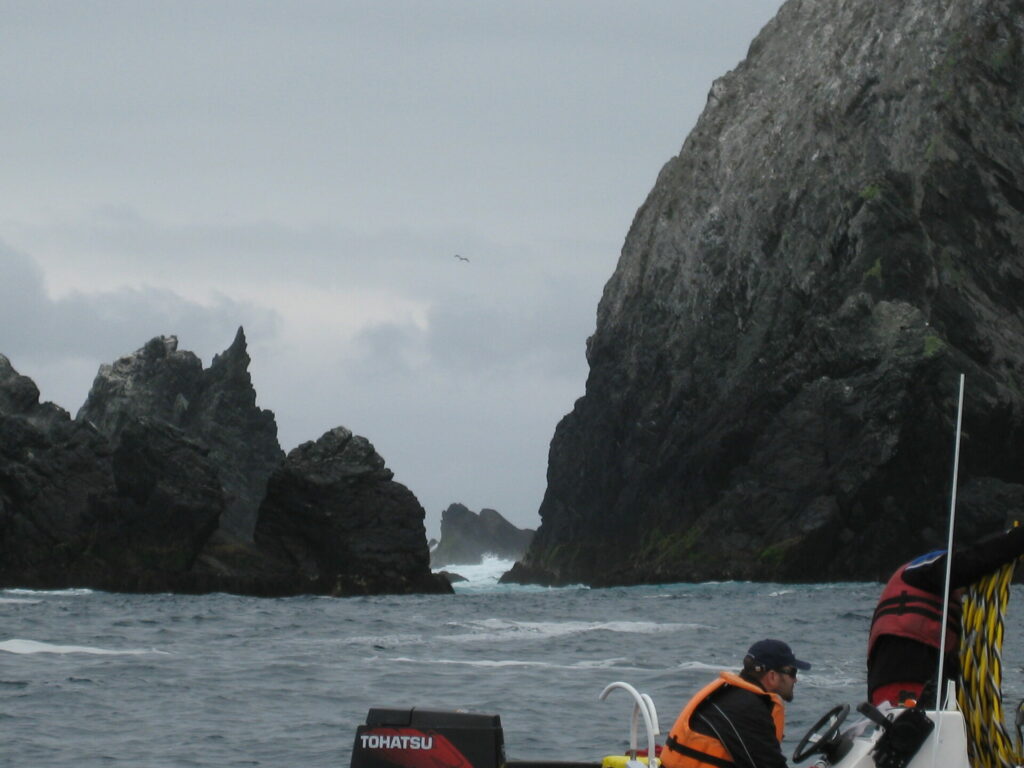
[{"xmin": 351, "ymin": 708, "xmax": 506, "ymax": 768}]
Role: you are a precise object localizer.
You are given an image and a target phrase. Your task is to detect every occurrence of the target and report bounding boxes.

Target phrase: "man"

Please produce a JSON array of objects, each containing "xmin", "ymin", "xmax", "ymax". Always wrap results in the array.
[
  {"xmin": 662, "ymin": 639, "xmax": 811, "ymax": 768},
  {"xmin": 868, "ymin": 525, "xmax": 1024, "ymax": 706}
]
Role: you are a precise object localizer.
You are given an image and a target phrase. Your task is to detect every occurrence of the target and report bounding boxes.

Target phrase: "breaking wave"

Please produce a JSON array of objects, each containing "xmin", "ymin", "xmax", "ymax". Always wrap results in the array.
[{"xmin": 0, "ymin": 639, "xmax": 168, "ymax": 656}]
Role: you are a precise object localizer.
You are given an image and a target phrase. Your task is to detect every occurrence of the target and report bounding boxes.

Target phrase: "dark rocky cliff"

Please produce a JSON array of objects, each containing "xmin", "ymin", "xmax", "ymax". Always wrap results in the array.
[
  {"xmin": 77, "ymin": 328, "xmax": 282, "ymax": 541},
  {"xmin": 509, "ymin": 0, "xmax": 1024, "ymax": 586},
  {"xmin": 254, "ymin": 427, "xmax": 444, "ymax": 596},
  {"xmin": 430, "ymin": 503, "xmax": 534, "ymax": 567},
  {"xmin": 0, "ymin": 332, "xmax": 450, "ymax": 596}
]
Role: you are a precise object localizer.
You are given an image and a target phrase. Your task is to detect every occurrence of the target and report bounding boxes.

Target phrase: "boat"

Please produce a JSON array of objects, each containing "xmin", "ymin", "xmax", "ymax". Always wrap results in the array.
[
  {"xmin": 347, "ymin": 677, "xmax": 1005, "ymax": 768},
  {"xmin": 347, "ymin": 546, "xmax": 1021, "ymax": 768},
  {"xmin": 348, "ymin": 564, "xmax": 1023, "ymax": 768},
  {"xmin": 349, "ymin": 379, "xmax": 1021, "ymax": 768}
]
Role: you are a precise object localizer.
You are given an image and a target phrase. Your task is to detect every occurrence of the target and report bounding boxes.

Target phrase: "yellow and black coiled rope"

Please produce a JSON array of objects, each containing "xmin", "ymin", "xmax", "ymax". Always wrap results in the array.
[{"xmin": 957, "ymin": 558, "xmax": 1022, "ymax": 768}]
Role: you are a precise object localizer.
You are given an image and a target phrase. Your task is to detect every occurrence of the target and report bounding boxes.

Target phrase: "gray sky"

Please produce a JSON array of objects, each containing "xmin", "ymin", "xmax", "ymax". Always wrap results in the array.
[{"xmin": 1, "ymin": 1, "xmax": 784, "ymax": 537}]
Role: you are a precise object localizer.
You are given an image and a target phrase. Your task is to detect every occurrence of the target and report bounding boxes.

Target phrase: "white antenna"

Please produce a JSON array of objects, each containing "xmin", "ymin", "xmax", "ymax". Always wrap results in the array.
[{"xmin": 935, "ymin": 373, "xmax": 966, "ymax": 710}]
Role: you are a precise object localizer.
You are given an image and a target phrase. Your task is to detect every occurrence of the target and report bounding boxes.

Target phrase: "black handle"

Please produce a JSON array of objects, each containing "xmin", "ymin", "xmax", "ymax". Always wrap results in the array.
[{"xmin": 856, "ymin": 702, "xmax": 891, "ymax": 731}]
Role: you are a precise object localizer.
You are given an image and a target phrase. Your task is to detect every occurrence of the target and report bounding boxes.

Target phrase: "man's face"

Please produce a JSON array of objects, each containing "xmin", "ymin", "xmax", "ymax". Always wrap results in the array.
[{"xmin": 764, "ymin": 666, "xmax": 797, "ymax": 702}]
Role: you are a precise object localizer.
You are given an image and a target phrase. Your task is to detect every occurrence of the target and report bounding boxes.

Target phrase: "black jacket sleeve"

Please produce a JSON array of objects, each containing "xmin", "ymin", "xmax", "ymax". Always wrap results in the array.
[
  {"xmin": 691, "ymin": 686, "xmax": 788, "ymax": 768},
  {"xmin": 901, "ymin": 526, "xmax": 1024, "ymax": 593}
]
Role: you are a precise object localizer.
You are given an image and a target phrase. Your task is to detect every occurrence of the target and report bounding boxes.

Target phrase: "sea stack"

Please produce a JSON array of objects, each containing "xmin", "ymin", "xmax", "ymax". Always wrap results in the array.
[
  {"xmin": 430, "ymin": 504, "xmax": 534, "ymax": 568},
  {"xmin": 508, "ymin": 0, "xmax": 1024, "ymax": 586},
  {"xmin": 0, "ymin": 332, "xmax": 450, "ymax": 597}
]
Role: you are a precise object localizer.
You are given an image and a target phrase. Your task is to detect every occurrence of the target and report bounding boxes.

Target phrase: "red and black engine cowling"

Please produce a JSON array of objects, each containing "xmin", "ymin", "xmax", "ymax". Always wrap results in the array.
[{"xmin": 351, "ymin": 708, "xmax": 506, "ymax": 768}]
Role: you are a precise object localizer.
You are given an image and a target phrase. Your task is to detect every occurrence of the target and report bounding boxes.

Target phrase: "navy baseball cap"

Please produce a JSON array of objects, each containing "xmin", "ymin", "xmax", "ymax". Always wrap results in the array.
[{"xmin": 746, "ymin": 639, "xmax": 811, "ymax": 671}]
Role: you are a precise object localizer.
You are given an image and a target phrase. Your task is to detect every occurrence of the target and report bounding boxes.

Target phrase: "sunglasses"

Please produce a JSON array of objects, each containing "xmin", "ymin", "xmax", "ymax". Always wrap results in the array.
[{"xmin": 777, "ymin": 667, "xmax": 798, "ymax": 678}]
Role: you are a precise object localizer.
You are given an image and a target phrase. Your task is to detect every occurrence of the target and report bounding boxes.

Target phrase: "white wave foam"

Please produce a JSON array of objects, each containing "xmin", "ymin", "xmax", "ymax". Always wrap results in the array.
[
  {"xmin": 387, "ymin": 656, "xmax": 650, "ymax": 672},
  {"xmin": 344, "ymin": 620, "xmax": 692, "ymax": 647},
  {"xmin": 440, "ymin": 618, "xmax": 712, "ymax": 643},
  {"xmin": 675, "ymin": 661, "xmax": 729, "ymax": 671},
  {"xmin": 801, "ymin": 673, "xmax": 862, "ymax": 689},
  {"xmin": 0, "ymin": 597, "xmax": 42, "ymax": 605},
  {"xmin": 434, "ymin": 556, "xmax": 516, "ymax": 588},
  {"xmin": 432, "ymin": 555, "xmax": 593, "ymax": 593},
  {"xmin": 0, "ymin": 639, "xmax": 168, "ymax": 656},
  {"xmin": 391, "ymin": 656, "xmax": 551, "ymax": 668},
  {"xmin": 346, "ymin": 619, "xmax": 699, "ymax": 647},
  {"xmin": 3, "ymin": 588, "xmax": 93, "ymax": 597}
]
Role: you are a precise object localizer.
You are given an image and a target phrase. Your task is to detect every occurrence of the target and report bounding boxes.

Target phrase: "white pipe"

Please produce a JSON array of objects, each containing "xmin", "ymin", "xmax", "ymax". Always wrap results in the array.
[
  {"xmin": 641, "ymin": 693, "xmax": 660, "ymax": 736},
  {"xmin": 599, "ymin": 682, "xmax": 659, "ymax": 766},
  {"xmin": 630, "ymin": 702, "xmax": 639, "ymax": 757}
]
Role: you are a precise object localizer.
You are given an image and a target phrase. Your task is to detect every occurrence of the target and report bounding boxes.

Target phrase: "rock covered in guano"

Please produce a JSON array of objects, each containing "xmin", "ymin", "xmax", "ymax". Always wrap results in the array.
[{"xmin": 507, "ymin": 0, "xmax": 1024, "ymax": 587}]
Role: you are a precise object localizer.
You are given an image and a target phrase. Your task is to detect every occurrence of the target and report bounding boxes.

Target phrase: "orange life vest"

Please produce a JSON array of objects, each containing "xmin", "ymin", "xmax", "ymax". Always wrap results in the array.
[
  {"xmin": 867, "ymin": 563, "xmax": 962, "ymax": 659},
  {"xmin": 662, "ymin": 671, "xmax": 785, "ymax": 768}
]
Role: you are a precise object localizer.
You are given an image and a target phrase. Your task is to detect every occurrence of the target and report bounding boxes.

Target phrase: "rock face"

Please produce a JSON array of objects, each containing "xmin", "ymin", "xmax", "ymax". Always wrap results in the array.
[
  {"xmin": 429, "ymin": 503, "xmax": 534, "ymax": 568},
  {"xmin": 0, "ymin": 354, "xmax": 123, "ymax": 590},
  {"xmin": 255, "ymin": 427, "xmax": 450, "ymax": 595},
  {"xmin": 77, "ymin": 329, "xmax": 282, "ymax": 540},
  {"xmin": 510, "ymin": 0, "xmax": 1024, "ymax": 586},
  {"xmin": 0, "ymin": 363, "xmax": 225, "ymax": 592},
  {"xmin": 0, "ymin": 333, "xmax": 450, "ymax": 596}
]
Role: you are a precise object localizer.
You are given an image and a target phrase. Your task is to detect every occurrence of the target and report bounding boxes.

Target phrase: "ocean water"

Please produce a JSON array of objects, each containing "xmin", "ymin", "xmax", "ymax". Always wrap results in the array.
[{"xmin": 4, "ymin": 557, "xmax": 1024, "ymax": 768}]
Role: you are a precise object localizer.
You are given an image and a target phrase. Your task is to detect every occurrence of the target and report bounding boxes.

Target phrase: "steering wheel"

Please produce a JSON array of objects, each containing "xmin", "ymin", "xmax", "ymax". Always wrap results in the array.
[{"xmin": 792, "ymin": 704, "xmax": 850, "ymax": 763}]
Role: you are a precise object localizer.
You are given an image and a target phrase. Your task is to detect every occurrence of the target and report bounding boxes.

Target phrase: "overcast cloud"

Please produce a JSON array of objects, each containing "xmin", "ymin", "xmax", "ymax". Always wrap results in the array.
[{"xmin": 1, "ymin": 1, "xmax": 784, "ymax": 536}]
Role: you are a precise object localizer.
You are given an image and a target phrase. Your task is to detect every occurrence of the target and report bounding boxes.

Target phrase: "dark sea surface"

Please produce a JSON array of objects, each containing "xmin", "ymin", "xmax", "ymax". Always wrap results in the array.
[{"xmin": 4, "ymin": 559, "xmax": 1024, "ymax": 768}]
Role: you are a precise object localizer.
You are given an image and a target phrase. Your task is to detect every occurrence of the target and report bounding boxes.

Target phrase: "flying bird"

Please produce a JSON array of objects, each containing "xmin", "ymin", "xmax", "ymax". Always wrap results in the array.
[{"xmin": 454, "ymin": 254, "xmax": 469, "ymax": 262}]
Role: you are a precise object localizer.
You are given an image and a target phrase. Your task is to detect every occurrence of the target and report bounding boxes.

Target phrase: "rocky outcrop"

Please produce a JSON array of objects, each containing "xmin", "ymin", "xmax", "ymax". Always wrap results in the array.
[
  {"xmin": 0, "ymin": 363, "xmax": 224, "ymax": 592},
  {"xmin": 77, "ymin": 328, "xmax": 281, "ymax": 540},
  {"xmin": 0, "ymin": 355, "xmax": 69, "ymax": 433},
  {"xmin": 511, "ymin": 0, "xmax": 1024, "ymax": 586},
  {"xmin": 430, "ymin": 503, "xmax": 534, "ymax": 567},
  {"xmin": 91, "ymin": 419, "xmax": 227, "ymax": 590},
  {"xmin": 0, "ymin": 334, "xmax": 450, "ymax": 596},
  {"xmin": 254, "ymin": 427, "xmax": 450, "ymax": 595},
  {"xmin": 0, "ymin": 354, "xmax": 121, "ymax": 590}
]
